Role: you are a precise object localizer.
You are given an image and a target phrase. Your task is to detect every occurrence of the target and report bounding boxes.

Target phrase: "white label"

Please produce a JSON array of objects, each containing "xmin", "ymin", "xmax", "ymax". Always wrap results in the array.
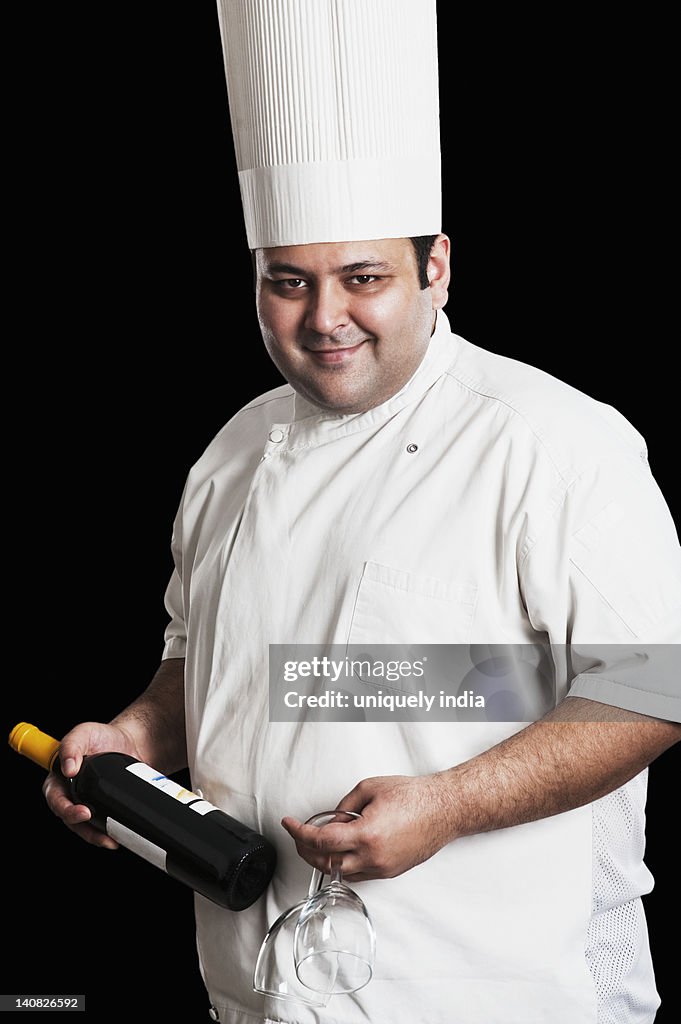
[
  {"xmin": 125, "ymin": 763, "xmax": 219, "ymax": 814},
  {"xmin": 186, "ymin": 799, "xmax": 217, "ymax": 816},
  {"xmin": 106, "ymin": 818, "xmax": 167, "ymax": 872}
]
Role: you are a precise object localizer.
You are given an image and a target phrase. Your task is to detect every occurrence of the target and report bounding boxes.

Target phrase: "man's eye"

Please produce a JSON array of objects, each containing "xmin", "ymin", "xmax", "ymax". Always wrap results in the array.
[
  {"xmin": 350, "ymin": 275, "xmax": 378, "ymax": 285},
  {"xmin": 274, "ymin": 278, "xmax": 306, "ymax": 290}
]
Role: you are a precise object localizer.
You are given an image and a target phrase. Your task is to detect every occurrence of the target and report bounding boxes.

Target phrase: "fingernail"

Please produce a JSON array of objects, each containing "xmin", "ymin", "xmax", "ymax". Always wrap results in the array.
[{"xmin": 63, "ymin": 758, "xmax": 77, "ymax": 776}]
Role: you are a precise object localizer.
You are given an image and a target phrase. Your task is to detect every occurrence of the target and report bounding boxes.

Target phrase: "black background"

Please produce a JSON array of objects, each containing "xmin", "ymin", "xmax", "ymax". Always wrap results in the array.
[{"xmin": 5, "ymin": 3, "xmax": 678, "ymax": 1020}]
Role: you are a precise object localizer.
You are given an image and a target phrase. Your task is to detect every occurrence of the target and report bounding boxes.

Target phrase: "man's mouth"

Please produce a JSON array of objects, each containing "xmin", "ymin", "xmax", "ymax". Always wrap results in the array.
[{"xmin": 304, "ymin": 340, "xmax": 368, "ymax": 365}]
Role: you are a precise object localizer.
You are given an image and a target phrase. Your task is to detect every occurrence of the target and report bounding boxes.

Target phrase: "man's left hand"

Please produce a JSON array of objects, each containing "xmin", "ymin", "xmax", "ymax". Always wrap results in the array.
[{"xmin": 281, "ymin": 773, "xmax": 456, "ymax": 882}]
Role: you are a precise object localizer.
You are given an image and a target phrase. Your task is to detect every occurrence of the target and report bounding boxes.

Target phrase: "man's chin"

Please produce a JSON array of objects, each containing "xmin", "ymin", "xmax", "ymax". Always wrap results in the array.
[{"xmin": 296, "ymin": 385, "xmax": 374, "ymax": 416}]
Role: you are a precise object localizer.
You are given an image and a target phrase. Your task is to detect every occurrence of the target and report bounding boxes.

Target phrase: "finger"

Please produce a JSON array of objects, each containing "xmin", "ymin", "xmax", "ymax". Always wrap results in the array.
[
  {"xmin": 43, "ymin": 774, "xmax": 93, "ymax": 826},
  {"xmin": 324, "ymin": 849, "xmax": 383, "ymax": 882},
  {"xmin": 325, "ymin": 851, "xmax": 365, "ymax": 877},
  {"xmin": 43, "ymin": 778, "xmax": 118, "ymax": 849},
  {"xmin": 337, "ymin": 869, "xmax": 378, "ymax": 883},
  {"xmin": 337, "ymin": 846, "xmax": 398, "ymax": 881},
  {"xmin": 45, "ymin": 789, "xmax": 95, "ymax": 830},
  {"xmin": 281, "ymin": 818, "xmax": 360, "ymax": 853},
  {"xmin": 288, "ymin": 839, "xmax": 358, "ymax": 877},
  {"xmin": 63, "ymin": 804, "xmax": 96, "ymax": 829},
  {"xmin": 43, "ymin": 774, "xmax": 79, "ymax": 816},
  {"xmin": 65, "ymin": 821, "xmax": 119, "ymax": 849}
]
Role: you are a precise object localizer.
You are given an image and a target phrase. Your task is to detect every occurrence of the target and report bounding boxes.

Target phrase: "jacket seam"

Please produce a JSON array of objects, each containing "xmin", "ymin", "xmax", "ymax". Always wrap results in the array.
[{"xmin": 445, "ymin": 369, "xmax": 572, "ymax": 486}]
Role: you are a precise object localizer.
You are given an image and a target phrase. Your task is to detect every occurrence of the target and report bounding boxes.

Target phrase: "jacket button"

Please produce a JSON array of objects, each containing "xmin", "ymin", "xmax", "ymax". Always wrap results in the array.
[{"xmin": 269, "ymin": 428, "xmax": 285, "ymax": 442}]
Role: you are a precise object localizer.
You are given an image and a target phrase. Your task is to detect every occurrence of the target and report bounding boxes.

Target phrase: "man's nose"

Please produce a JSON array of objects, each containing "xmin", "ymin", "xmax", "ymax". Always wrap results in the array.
[{"xmin": 303, "ymin": 281, "xmax": 350, "ymax": 336}]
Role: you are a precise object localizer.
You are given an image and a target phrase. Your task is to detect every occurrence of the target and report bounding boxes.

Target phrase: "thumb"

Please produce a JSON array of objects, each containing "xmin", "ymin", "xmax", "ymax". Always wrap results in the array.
[
  {"xmin": 335, "ymin": 779, "xmax": 371, "ymax": 816},
  {"xmin": 58, "ymin": 726, "xmax": 95, "ymax": 777},
  {"xmin": 58, "ymin": 748, "xmax": 82, "ymax": 779}
]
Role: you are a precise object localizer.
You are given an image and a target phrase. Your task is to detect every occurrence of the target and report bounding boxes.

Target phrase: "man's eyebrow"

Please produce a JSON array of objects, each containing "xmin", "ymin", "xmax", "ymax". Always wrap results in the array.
[
  {"xmin": 265, "ymin": 262, "xmax": 309, "ymax": 276},
  {"xmin": 263, "ymin": 260, "xmax": 397, "ymax": 276},
  {"xmin": 337, "ymin": 260, "xmax": 396, "ymax": 274}
]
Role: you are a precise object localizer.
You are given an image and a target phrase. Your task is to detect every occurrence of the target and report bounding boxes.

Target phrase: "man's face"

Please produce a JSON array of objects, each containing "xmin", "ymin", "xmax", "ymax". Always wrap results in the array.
[{"xmin": 255, "ymin": 236, "xmax": 450, "ymax": 414}]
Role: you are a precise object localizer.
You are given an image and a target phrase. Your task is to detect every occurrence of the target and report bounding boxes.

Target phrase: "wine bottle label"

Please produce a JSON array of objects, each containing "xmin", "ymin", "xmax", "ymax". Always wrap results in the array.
[
  {"xmin": 182, "ymin": 799, "xmax": 217, "ymax": 816},
  {"xmin": 125, "ymin": 763, "xmax": 220, "ymax": 816},
  {"xmin": 106, "ymin": 818, "xmax": 167, "ymax": 871}
]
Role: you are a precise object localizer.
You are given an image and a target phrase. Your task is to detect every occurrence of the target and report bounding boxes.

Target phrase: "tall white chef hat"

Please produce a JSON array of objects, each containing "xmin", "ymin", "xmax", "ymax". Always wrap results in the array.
[{"xmin": 216, "ymin": 0, "xmax": 441, "ymax": 248}]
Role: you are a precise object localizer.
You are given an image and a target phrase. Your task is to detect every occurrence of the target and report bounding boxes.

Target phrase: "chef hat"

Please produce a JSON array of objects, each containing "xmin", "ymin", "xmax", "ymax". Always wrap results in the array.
[{"xmin": 216, "ymin": 0, "xmax": 441, "ymax": 248}]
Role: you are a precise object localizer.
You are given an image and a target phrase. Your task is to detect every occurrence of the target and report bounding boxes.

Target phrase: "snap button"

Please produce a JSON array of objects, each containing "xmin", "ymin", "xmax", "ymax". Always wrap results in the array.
[
  {"xmin": 208, "ymin": 1006, "xmax": 220, "ymax": 1021},
  {"xmin": 268, "ymin": 428, "xmax": 285, "ymax": 443}
]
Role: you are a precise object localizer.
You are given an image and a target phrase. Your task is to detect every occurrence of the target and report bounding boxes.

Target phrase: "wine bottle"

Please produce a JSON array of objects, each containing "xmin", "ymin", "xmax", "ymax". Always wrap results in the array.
[{"xmin": 9, "ymin": 722, "xmax": 276, "ymax": 911}]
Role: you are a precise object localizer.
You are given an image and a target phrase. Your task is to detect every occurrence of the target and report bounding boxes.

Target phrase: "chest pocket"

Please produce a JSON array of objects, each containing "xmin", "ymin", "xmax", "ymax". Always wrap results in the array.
[{"xmin": 348, "ymin": 560, "xmax": 478, "ymax": 645}]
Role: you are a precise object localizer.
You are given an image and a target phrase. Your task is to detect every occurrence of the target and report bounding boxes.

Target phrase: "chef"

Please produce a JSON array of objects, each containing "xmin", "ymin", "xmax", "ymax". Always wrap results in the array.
[{"xmin": 45, "ymin": 2, "xmax": 680, "ymax": 1022}]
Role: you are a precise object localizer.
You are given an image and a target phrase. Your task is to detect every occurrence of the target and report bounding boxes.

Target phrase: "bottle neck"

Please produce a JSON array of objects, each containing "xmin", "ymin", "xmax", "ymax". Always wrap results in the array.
[{"xmin": 8, "ymin": 723, "xmax": 61, "ymax": 772}]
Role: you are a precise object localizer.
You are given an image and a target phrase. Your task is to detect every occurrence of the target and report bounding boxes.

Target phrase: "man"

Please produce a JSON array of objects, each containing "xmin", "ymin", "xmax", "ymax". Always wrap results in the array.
[
  {"xmin": 44, "ymin": 3, "xmax": 680, "ymax": 1022},
  {"xmin": 45, "ymin": 229, "xmax": 681, "ymax": 1021}
]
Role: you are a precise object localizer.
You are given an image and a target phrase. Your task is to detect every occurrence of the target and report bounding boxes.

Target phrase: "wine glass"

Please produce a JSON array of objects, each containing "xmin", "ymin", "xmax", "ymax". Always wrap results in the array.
[
  {"xmin": 294, "ymin": 811, "xmax": 376, "ymax": 995},
  {"xmin": 253, "ymin": 860, "xmax": 333, "ymax": 1007}
]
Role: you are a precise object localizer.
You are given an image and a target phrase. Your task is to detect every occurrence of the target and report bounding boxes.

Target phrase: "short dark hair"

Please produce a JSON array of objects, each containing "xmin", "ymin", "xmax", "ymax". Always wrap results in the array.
[{"xmin": 409, "ymin": 235, "xmax": 438, "ymax": 289}]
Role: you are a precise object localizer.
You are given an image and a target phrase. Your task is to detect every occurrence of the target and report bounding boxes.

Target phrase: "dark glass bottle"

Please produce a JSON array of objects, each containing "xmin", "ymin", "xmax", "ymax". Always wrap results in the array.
[{"xmin": 9, "ymin": 722, "xmax": 276, "ymax": 911}]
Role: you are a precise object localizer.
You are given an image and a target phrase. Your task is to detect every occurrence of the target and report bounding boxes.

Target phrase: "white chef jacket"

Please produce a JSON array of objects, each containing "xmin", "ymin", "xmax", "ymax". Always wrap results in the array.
[{"xmin": 162, "ymin": 311, "xmax": 681, "ymax": 1024}]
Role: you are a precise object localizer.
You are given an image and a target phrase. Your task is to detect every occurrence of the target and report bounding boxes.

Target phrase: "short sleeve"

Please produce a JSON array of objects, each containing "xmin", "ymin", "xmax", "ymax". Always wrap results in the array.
[
  {"xmin": 162, "ymin": 566, "xmax": 187, "ymax": 660},
  {"xmin": 567, "ymin": 456, "xmax": 680, "ymax": 642},
  {"xmin": 521, "ymin": 450, "xmax": 681, "ymax": 721},
  {"xmin": 161, "ymin": 505, "xmax": 187, "ymax": 661}
]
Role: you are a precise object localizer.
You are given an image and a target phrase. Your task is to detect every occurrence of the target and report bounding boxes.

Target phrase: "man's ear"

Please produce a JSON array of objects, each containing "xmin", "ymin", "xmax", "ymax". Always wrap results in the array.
[
  {"xmin": 427, "ymin": 234, "xmax": 451, "ymax": 310},
  {"xmin": 250, "ymin": 249, "xmax": 258, "ymax": 292}
]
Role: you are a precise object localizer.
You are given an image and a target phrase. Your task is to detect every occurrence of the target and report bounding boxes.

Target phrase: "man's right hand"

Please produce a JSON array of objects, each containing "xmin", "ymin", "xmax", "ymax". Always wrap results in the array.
[{"xmin": 42, "ymin": 721, "xmax": 144, "ymax": 850}]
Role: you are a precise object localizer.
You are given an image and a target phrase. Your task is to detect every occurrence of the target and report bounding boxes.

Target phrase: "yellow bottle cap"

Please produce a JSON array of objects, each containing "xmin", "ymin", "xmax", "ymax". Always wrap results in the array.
[{"xmin": 8, "ymin": 722, "xmax": 61, "ymax": 772}]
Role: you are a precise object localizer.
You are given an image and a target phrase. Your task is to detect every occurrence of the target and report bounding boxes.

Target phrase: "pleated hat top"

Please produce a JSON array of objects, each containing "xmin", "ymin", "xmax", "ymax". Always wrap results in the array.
[{"xmin": 216, "ymin": 0, "xmax": 441, "ymax": 248}]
